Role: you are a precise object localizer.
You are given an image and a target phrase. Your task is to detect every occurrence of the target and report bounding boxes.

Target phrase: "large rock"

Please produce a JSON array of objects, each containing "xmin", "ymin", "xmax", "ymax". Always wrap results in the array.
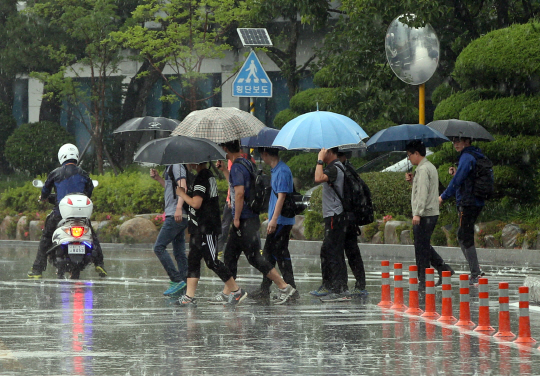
[
  {"xmin": 358, "ymin": 225, "xmax": 369, "ymax": 243},
  {"xmin": 135, "ymin": 213, "xmax": 162, "ymax": 221},
  {"xmin": 400, "ymin": 230, "xmax": 414, "ymax": 245},
  {"xmin": 501, "ymin": 224, "xmax": 523, "ymax": 249},
  {"xmin": 484, "ymin": 235, "xmax": 500, "ymax": 248},
  {"xmin": 0, "ymin": 216, "xmax": 15, "ymax": 240},
  {"xmin": 28, "ymin": 220, "xmax": 44, "ymax": 241},
  {"xmin": 118, "ymin": 217, "xmax": 158, "ymax": 243},
  {"xmin": 383, "ymin": 221, "xmax": 406, "ymax": 245},
  {"xmin": 371, "ymin": 231, "xmax": 383, "ymax": 244},
  {"xmin": 15, "ymin": 216, "xmax": 28, "ymax": 240},
  {"xmin": 291, "ymin": 215, "xmax": 306, "ymax": 240},
  {"xmin": 524, "ymin": 276, "xmax": 540, "ymax": 304}
]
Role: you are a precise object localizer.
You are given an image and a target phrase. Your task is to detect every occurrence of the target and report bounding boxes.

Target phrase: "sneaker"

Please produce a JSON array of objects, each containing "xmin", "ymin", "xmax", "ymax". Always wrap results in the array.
[
  {"xmin": 349, "ymin": 287, "xmax": 369, "ymax": 297},
  {"xmin": 274, "ymin": 285, "xmax": 297, "ymax": 305},
  {"xmin": 309, "ymin": 285, "xmax": 330, "ymax": 297},
  {"xmin": 163, "ymin": 281, "xmax": 187, "ymax": 296},
  {"xmin": 27, "ymin": 269, "xmax": 42, "ymax": 279},
  {"xmin": 70, "ymin": 270, "xmax": 80, "ymax": 279},
  {"xmin": 95, "ymin": 265, "xmax": 107, "ymax": 277},
  {"xmin": 469, "ymin": 275, "xmax": 480, "ymax": 285},
  {"xmin": 208, "ymin": 292, "xmax": 229, "ymax": 305},
  {"xmin": 177, "ymin": 295, "xmax": 197, "ymax": 307},
  {"xmin": 320, "ymin": 292, "xmax": 352, "ymax": 303},
  {"xmin": 228, "ymin": 289, "xmax": 248, "ymax": 306}
]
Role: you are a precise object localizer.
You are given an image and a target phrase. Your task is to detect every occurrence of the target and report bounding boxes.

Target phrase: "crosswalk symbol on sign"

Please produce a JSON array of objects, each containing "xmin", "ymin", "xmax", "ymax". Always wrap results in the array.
[{"xmin": 232, "ymin": 51, "xmax": 272, "ymax": 97}]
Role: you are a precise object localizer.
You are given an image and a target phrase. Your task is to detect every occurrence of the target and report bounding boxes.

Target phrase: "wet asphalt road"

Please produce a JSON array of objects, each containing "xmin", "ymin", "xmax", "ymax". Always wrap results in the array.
[{"xmin": 0, "ymin": 244, "xmax": 539, "ymax": 375}]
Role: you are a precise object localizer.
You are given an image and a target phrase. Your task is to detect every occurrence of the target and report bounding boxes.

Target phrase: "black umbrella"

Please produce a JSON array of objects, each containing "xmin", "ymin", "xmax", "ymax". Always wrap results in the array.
[
  {"xmin": 427, "ymin": 119, "xmax": 494, "ymax": 142},
  {"xmin": 133, "ymin": 135, "xmax": 226, "ymax": 165},
  {"xmin": 113, "ymin": 116, "xmax": 180, "ymax": 143}
]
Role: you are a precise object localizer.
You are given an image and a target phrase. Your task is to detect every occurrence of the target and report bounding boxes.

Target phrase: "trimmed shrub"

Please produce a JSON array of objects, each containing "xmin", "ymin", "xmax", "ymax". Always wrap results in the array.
[
  {"xmin": 431, "ymin": 83, "xmax": 454, "ymax": 106},
  {"xmin": 364, "ymin": 117, "xmax": 396, "ymax": 137},
  {"xmin": 303, "ymin": 210, "xmax": 324, "ymax": 240},
  {"xmin": 433, "ymin": 89, "xmax": 501, "ymax": 120},
  {"xmin": 0, "ymin": 178, "xmax": 51, "ymax": 214},
  {"xmin": 286, "ymin": 153, "xmax": 317, "ymax": 189},
  {"xmin": 4, "ymin": 121, "xmax": 75, "ymax": 176},
  {"xmin": 273, "ymin": 108, "xmax": 299, "ymax": 129},
  {"xmin": 453, "ymin": 22, "xmax": 540, "ymax": 95},
  {"xmin": 362, "ymin": 172, "xmax": 411, "ymax": 217},
  {"xmin": 290, "ymin": 88, "xmax": 340, "ymax": 114},
  {"xmin": 0, "ymin": 102, "xmax": 17, "ymax": 173},
  {"xmin": 459, "ymin": 95, "xmax": 540, "ymax": 137}
]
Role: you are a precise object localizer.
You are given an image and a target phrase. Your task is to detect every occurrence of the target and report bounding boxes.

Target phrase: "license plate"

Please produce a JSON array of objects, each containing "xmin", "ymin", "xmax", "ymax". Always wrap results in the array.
[{"xmin": 68, "ymin": 244, "xmax": 86, "ymax": 254}]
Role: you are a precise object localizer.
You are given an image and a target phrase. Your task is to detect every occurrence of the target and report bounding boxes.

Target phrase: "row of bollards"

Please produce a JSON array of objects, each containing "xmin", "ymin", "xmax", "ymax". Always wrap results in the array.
[{"xmin": 377, "ymin": 261, "xmax": 537, "ymax": 346}]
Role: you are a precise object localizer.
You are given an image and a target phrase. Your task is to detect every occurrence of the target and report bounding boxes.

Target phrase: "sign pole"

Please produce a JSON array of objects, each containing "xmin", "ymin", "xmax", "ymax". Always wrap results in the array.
[{"xmin": 419, "ymin": 83, "xmax": 425, "ymax": 125}]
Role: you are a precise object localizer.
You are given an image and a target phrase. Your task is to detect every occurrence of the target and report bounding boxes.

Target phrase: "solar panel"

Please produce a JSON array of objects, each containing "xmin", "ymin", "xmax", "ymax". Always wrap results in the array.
[{"xmin": 237, "ymin": 28, "xmax": 273, "ymax": 47}]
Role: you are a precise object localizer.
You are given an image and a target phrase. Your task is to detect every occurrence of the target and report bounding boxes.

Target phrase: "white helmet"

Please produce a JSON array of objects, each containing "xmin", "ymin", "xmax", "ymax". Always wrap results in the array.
[{"xmin": 58, "ymin": 143, "xmax": 79, "ymax": 165}]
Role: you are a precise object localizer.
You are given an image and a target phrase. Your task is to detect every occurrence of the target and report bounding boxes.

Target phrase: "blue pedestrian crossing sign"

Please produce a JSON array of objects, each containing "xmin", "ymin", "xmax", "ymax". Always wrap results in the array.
[{"xmin": 232, "ymin": 51, "xmax": 272, "ymax": 97}]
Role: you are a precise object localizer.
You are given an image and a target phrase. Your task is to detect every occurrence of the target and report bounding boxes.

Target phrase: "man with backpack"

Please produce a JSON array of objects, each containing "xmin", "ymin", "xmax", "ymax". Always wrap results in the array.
[
  {"xmin": 212, "ymin": 140, "xmax": 296, "ymax": 305},
  {"xmin": 249, "ymin": 147, "xmax": 299, "ymax": 302},
  {"xmin": 311, "ymin": 147, "xmax": 350, "ymax": 302},
  {"xmin": 439, "ymin": 137, "xmax": 491, "ymax": 285}
]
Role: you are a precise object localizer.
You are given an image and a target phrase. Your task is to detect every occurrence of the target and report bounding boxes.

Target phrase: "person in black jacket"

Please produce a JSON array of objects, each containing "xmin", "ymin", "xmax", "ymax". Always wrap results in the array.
[{"xmin": 27, "ymin": 144, "xmax": 107, "ymax": 279}]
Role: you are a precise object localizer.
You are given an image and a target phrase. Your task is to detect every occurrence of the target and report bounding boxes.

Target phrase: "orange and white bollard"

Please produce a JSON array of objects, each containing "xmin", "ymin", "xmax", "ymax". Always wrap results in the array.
[
  {"xmin": 494, "ymin": 282, "xmax": 515, "ymax": 339},
  {"xmin": 378, "ymin": 260, "xmax": 392, "ymax": 308},
  {"xmin": 474, "ymin": 277, "xmax": 494, "ymax": 332},
  {"xmin": 390, "ymin": 263, "xmax": 407, "ymax": 311},
  {"xmin": 513, "ymin": 286, "xmax": 537, "ymax": 345},
  {"xmin": 405, "ymin": 265, "xmax": 423, "ymax": 315},
  {"xmin": 455, "ymin": 274, "xmax": 475, "ymax": 328},
  {"xmin": 437, "ymin": 270, "xmax": 457, "ymax": 323},
  {"xmin": 421, "ymin": 268, "xmax": 440, "ymax": 319}
]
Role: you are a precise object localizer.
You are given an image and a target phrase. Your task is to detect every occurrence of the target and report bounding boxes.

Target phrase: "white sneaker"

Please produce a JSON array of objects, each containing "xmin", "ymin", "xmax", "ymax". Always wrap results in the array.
[
  {"xmin": 273, "ymin": 284, "xmax": 296, "ymax": 305},
  {"xmin": 208, "ymin": 292, "xmax": 229, "ymax": 305}
]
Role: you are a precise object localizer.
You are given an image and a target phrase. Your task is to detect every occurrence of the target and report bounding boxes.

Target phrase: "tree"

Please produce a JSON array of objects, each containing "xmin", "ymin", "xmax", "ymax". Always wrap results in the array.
[
  {"xmin": 26, "ymin": 0, "xmax": 138, "ymax": 174},
  {"xmin": 0, "ymin": 0, "xmax": 20, "ymax": 106},
  {"xmin": 113, "ymin": 0, "xmax": 249, "ymax": 114}
]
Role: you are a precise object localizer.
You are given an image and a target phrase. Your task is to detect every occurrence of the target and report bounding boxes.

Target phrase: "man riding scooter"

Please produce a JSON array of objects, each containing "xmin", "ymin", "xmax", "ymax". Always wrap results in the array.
[{"xmin": 27, "ymin": 143, "xmax": 107, "ymax": 279}]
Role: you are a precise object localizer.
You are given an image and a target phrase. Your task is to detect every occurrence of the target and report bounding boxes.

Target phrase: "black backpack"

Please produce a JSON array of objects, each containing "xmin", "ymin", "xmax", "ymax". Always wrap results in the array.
[
  {"xmin": 465, "ymin": 151, "xmax": 494, "ymax": 199},
  {"xmin": 331, "ymin": 162, "xmax": 374, "ymax": 226},
  {"xmin": 233, "ymin": 158, "xmax": 271, "ymax": 214},
  {"xmin": 273, "ymin": 185, "xmax": 306, "ymax": 218}
]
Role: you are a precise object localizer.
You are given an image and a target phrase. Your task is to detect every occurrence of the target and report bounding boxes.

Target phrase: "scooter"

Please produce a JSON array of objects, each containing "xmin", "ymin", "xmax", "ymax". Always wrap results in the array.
[{"xmin": 33, "ymin": 179, "xmax": 99, "ymax": 279}]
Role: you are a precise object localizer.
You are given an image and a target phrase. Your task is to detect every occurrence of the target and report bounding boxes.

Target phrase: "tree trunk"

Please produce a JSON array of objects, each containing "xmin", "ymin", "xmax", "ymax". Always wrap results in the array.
[
  {"xmin": 495, "ymin": 0, "xmax": 510, "ymax": 28},
  {"xmin": 286, "ymin": 20, "xmax": 300, "ymax": 100}
]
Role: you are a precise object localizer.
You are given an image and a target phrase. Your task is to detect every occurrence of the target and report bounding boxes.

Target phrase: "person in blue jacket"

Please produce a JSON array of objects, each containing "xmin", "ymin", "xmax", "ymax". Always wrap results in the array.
[
  {"xmin": 27, "ymin": 144, "xmax": 106, "ymax": 279},
  {"xmin": 439, "ymin": 137, "xmax": 485, "ymax": 285}
]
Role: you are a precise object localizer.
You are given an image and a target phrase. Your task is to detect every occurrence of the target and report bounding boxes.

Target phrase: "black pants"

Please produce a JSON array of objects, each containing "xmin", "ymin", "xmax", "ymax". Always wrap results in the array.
[
  {"xmin": 260, "ymin": 224, "xmax": 296, "ymax": 292},
  {"xmin": 344, "ymin": 223, "xmax": 366, "ymax": 290},
  {"xmin": 413, "ymin": 215, "xmax": 444, "ymax": 283},
  {"xmin": 187, "ymin": 233, "xmax": 232, "ymax": 282},
  {"xmin": 32, "ymin": 211, "xmax": 104, "ymax": 272},
  {"xmin": 224, "ymin": 217, "xmax": 274, "ymax": 279},
  {"xmin": 458, "ymin": 206, "xmax": 483, "ymax": 248},
  {"xmin": 320, "ymin": 214, "xmax": 348, "ymax": 293},
  {"xmin": 217, "ymin": 203, "xmax": 232, "ymax": 253}
]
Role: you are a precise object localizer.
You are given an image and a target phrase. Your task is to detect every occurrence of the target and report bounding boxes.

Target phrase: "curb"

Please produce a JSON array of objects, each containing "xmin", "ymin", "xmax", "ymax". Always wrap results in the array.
[{"xmin": 2, "ymin": 239, "xmax": 540, "ymax": 266}]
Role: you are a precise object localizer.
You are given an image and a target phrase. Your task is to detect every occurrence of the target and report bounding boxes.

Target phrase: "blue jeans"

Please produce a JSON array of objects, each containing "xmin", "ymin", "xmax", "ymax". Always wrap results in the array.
[{"xmin": 153, "ymin": 216, "xmax": 188, "ymax": 282}]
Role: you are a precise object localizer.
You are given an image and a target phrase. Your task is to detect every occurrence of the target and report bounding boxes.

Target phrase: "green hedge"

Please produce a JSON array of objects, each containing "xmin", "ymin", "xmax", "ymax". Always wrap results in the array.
[
  {"xmin": 286, "ymin": 153, "xmax": 317, "ymax": 189},
  {"xmin": 273, "ymin": 109, "xmax": 299, "ymax": 129},
  {"xmin": 433, "ymin": 89, "xmax": 501, "ymax": 120},
  {"xmin": 4, "ymin": 121, "xmax": 75, "ymax": 175},
  {"xmin": 289, "ymin": 88, "xmax": 340, "ymax": 114},
  {"xmin": 453, "ymin": 22, "xmax": 540, "ymax": 94},
  {"xmin": 460, "ymin": 95, "xmax": 540, "ymax": 137},
  {"xmin": 431, "ymin": 83, "xmax": 454, "ymax": 106},
  {"xmin": 363, "ymin": 172, "xmax": 411, "ymax": 217},
  {"xmin": 0, "ymin": 177, "xmax": 51, "ymax": 214}
]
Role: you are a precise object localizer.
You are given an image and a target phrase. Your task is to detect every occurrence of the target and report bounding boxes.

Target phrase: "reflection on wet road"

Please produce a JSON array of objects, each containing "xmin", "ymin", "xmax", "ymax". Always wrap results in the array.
[{"xmin": 0, "ymin": 245, "xmax": 539, "ymax": 375}]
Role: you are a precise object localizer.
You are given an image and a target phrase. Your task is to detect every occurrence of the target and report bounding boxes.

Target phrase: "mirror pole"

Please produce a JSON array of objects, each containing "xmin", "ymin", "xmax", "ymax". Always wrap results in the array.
[{"xmin": 419, "ymin": 84, "xmax": 425, "ymax": 125}]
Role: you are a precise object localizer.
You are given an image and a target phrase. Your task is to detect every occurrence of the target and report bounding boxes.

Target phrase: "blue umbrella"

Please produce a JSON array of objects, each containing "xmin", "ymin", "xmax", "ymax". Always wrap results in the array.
[
  {"xmin": 241, "ymin": 127, "xmax": 281, "ymax": 148},
  {"xmin": 271, "ymin": 111, "xmax": 369, "ymax": 151},
  {"xmin": 365, "ymin": 123, "xmax": 450, "ymax": 152}
]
